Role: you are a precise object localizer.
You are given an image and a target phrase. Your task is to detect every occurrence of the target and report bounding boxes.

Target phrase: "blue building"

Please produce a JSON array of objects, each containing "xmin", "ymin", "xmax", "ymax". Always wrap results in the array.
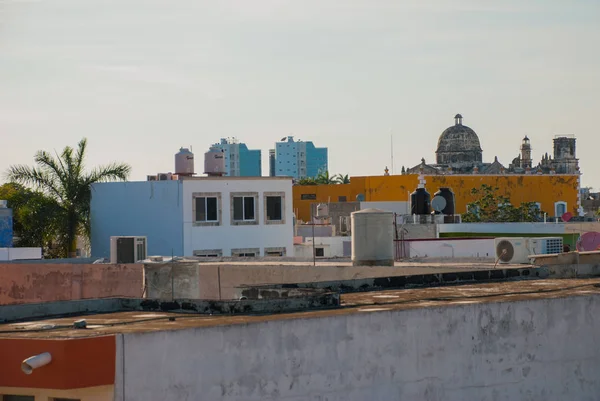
[
  {"xmin": 211, "ymin": 138, "xmax": 262, "ymax": 177},
  {"xmin": 273, "ymin": 136, "xmax": 328, "ymax": 179},
  {"xmin": 0, "ymin": 201, "xmax": 13, "ymax": 248}
]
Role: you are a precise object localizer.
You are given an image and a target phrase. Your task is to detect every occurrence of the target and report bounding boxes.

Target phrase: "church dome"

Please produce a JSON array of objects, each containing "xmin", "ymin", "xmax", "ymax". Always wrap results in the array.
[{"xmin": 436, "ymin": 114, "xmax": 483, "ymax": 166}]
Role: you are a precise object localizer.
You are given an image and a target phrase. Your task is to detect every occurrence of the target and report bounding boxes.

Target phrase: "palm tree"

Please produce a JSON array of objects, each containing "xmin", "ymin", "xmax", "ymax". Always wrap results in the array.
[
  {"xmin": 315, "ymin": 170, "xmax": 336, "ymax": 185},
  {"xmin": 334, "ymin": 174, "xmax": 350, "ymax": 184},
  {"xmin": 6, "ymin": 138, "xmax": 131, "ymax": 257}
]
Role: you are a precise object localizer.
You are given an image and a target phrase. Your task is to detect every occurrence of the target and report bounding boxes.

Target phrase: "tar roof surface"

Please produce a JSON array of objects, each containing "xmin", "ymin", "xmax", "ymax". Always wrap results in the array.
[{"xmin": 2, "ymin": 278, "xmax": 599, "ymax": 339}]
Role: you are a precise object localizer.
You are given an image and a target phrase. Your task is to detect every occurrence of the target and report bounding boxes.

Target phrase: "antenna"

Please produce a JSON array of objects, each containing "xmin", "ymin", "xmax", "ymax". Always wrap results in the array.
[{"xmin": 390, "ymin": 129, "xmax": 394, "ymax": 175}]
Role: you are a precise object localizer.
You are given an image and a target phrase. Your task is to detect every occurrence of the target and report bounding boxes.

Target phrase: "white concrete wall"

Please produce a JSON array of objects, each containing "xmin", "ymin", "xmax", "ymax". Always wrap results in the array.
[
  {"xmin": 304, "ymin": 236, "xmax": 351, "ymax": 258},
  {"xmin": 116, "ymin": 295, "xmax": 600, "ymax": 401},
  {"xmin": 361, "ymin": 201, "xmax": 410, "ymax": 215},
  {"xmin": 182, "ymin": 178, "xmax": 294, "ymax": 257},
  {"xmin": 405, "ymin": 238, "xmax": 495, "ymax": 259},
  {"xmin": 0, "ymin": 247, "xmax": 42, "ymax": 261},
  {"xmin": 438, "ymin": 222, "xmax": 566, "ymax": 234}
]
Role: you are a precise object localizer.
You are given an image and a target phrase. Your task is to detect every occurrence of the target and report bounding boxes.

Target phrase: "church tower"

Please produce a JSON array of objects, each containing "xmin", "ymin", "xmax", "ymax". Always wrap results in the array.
[{"xmin": 520, "ymin": 136, "xmax": 532, "ymax": 169}]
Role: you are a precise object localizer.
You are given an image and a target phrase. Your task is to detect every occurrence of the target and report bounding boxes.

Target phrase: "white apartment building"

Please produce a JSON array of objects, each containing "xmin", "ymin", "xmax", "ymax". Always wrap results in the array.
[{"xmin": 91, "ymin": 177, "xmax": 294, "ymax": 258}]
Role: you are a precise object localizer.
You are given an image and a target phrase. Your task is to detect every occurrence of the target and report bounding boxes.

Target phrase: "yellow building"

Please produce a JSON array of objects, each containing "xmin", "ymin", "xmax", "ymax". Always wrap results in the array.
[{"xmin": 293, "ymin": 174, "xmax": 580, "ymax": 222}]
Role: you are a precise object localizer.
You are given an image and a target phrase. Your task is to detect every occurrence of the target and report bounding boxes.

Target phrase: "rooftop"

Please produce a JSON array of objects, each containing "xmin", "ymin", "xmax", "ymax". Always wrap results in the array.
[{"xmin": 2, "ymin": 277, "xmax": 599, "ymax": 339}]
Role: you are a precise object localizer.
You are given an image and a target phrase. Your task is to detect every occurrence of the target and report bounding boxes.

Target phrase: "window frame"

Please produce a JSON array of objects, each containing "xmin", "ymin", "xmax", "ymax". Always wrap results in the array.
[
  {"xmin": 192, "ymin": 192, "xmax": 221, "ymax": 227},
  {"xmin": 230, "ymin": 192, "xmax": 259, "ymax": 226},
  {"xmin": 264, "ymin": 192, "xmax": 286, "ymax": 225},
  {"xmin": 555, "ymin": 201, "xmax": 568, "ymax": 218},
  {"xmin": 231, "ymin": 247, "xmax": 260, "ymax": 257},
  {"xmin": 193, "ymin": 249, "xmax": 223, "ymax": 258}
]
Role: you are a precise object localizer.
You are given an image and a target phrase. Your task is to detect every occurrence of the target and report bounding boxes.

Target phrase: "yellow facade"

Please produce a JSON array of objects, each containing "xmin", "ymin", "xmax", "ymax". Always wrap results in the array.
[{"xmin": 293, "ymin": 174, "xmax": 580, "ymax": 222}]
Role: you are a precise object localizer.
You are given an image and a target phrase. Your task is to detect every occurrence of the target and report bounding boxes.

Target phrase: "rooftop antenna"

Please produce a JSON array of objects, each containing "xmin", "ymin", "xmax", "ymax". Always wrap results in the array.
[{"xmin": 390, "ymin": 129, "xmax": 394, "ymax": 175}]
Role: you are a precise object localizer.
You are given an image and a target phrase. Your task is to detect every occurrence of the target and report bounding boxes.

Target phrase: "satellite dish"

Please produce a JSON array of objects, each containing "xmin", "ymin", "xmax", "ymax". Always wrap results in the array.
[
  {"xmin": 561, "ymin": 212, "xmax": 573, "ymax": 222},
  {"xmin": 576, "ymin": 232, "xmax": 600, "ymax": 251},
  {"xmin": 431, "ymin": 196, "xmax": 447, "ymax": 213},
  {"xmin": 356, "ymin": 194, "xmax": 365, "ymax": 202},
  {"xmin": 496, "ymin": 240, "xmax": 515, "ymax": 263}
]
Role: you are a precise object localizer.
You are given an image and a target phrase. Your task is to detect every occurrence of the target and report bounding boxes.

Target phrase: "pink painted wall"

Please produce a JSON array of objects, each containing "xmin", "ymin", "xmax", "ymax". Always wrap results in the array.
[{"xmin": 0, "ymin": 263, "xmax": 143, "ymax": 305}]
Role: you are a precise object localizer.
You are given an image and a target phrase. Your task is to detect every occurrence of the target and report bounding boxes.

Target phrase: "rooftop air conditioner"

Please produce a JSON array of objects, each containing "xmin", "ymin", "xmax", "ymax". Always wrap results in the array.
[
  {"xmin": 110, "ymin": 236, "xmax": 147, "ymax": 264},
  {"xmin": 494, "ymin": 237, "xmax": 531, "ymax": 264},
  {"xmin": 529, "ymin": 237, "xmax": 563, "ymax": 255}
]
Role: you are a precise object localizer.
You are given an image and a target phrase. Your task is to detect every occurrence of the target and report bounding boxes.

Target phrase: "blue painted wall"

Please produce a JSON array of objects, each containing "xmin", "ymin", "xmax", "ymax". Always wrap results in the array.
[
  {"xmin": 0, "ymin": 207, "xmax": 13, "ymax": 247},
  {"xmin": 90, "ymin": 181, "xmax": 184, "ymax": 258},
  {"xmin": 239, "ymin": 146, "xmax": 262, "ymax": 176}
]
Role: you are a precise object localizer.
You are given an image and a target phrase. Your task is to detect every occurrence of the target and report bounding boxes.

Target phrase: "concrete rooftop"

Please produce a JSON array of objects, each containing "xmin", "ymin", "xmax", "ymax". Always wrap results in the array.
[{"xmin": 2, "ymin": 277, "xmax": 599, "ymax": 339}]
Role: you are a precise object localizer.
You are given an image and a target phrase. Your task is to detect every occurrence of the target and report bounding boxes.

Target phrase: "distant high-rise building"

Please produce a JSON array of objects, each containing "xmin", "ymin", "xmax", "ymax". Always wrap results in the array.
[
  {"xmin": 211, "ymin": 138, "xmax": 262, "ymax": 177},
  {"xmin": 268, "ymin": 149, "xmax": 276, "ymax": 177},
  {"xmin": 273, "ymin": 136, "xmax": 328, "ymax": 179}
]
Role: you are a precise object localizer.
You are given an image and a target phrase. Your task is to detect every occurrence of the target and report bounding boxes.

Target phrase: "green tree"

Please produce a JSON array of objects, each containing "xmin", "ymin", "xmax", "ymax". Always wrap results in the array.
[
  {"xmin": 463, "ymin": 184, "xmax": 541, "ymax": 223},
  {"xmin": 334, "ymin": 174, "xmax": 350, "ymax": 184},
  {"xmin": 0, "ymin": 183, "xmax": 65, "ymax": 256},
  {"xmin": 6, "ymin": 138, "xmax": 131, "ymax": 257},
  {"xmin": 295, "ymin": 177, "xmax": 318, "ymax": 186}
]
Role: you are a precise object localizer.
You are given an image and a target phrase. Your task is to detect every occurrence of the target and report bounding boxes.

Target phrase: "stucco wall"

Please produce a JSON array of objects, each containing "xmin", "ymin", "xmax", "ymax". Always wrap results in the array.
[
  {"xmin": 405, "ymin": 238, "xmax": 495, "ymax": 259},
  {"xmin": 91, "ymin": 180, "xmax": 184, "ymax": 258},
  {"xmin": 293, "ymin": 174, "xmax": 579, "ymax": 222},
  {"xmin": 115, "ymin": 294, "xmax": 600, "ymax": 401},
  {"xmin": 0, "ymin": 263, "xmax": 143, "ymax": 305}
]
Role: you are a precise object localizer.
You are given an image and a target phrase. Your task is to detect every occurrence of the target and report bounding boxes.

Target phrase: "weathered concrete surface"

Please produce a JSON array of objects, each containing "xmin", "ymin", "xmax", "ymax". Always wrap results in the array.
[
  {"xmin": 145, "ymin": 261, "xmax": 525, "ymax": 300},
  {"xmin": 0, "ymin": 263, "xmax": 143, "ymax": 305},
  {"xmin": 114, "ymin": 290, "xmax": 600, "ymax": 401},
  {"xmin": 0, "ymin": 292, "xmax": 340, "ymax": 323}
]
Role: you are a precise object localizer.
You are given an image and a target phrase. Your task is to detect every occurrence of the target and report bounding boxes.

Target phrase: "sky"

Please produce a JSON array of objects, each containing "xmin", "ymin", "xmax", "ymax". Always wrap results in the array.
[{"xmin": 1, "ymin": 0, "xmax": 599, "ymax": 186}]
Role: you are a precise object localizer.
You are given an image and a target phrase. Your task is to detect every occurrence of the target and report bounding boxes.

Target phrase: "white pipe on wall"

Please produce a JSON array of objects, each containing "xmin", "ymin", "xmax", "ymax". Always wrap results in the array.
[{"xmin": 21, "ymin": 352, "xmax": 52, "ymax": 375}]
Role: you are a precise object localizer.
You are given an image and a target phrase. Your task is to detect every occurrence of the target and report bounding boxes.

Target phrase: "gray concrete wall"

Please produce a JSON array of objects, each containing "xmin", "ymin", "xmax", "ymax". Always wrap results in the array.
[{"xmin": 115, "ymin": 294, "xmax": 600, "ymax": 401}]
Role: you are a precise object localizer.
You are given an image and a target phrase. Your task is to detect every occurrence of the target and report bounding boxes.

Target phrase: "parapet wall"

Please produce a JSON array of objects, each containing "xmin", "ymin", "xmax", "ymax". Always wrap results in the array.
[{"xmin": 0, "ymin": 263, "xmax": 143, "ymax": 305}]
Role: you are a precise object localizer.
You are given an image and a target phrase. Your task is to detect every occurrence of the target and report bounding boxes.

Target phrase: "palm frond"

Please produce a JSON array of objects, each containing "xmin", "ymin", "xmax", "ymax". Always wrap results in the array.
[
  {"xmin": 5, "ymin": 164, "xmax": 63, "ymax": 200},
  {"xmin": 75, "ymin": 138, "xmax": 88, "ymax": 176},
  {"xmin": 85, "ymin": 162, "xmax": 131, "ymax": 185}
]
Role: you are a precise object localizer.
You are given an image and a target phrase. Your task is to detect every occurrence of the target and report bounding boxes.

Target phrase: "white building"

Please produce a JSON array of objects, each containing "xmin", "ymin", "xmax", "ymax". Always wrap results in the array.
[{"xmin": 91, "ymin": 177, "xmax": 294, "ymax": 258}]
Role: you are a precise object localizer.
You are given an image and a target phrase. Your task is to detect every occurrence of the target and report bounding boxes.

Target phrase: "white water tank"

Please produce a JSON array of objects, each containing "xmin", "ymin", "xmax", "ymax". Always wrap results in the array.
[
  {"xmin": 204, "ymin": 146, "xmax": 225, "ymax": 176},
  {"xmin": 175, "ymin": 148, "xmax": 194, "ymax": 176},
  {"xmin": 351, "ymin": 208, "xmax": 394, "ymax": 266}
]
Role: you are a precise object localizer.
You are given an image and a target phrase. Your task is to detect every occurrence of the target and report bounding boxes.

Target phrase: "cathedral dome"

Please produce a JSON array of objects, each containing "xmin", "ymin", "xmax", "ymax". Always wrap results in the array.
[{"xmin": 436, "ymin": 114, "xmax": 483, "ymax": 166}]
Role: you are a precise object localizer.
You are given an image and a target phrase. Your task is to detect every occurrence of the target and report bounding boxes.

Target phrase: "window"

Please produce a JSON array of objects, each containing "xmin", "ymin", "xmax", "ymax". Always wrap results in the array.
[
  {"xmin": 233, "ymin": 196, "xmax": 255, "ymax": 220},
  {"xmin": 231, "ymin": 192, "xmax": 258, "ymax": 225},
  {"xmin": 52, "ymin": 398, "xmax": 81, "ymax": 401},
  {"xmin": 301, "ymin": 194, "xmax": 317, "ymax": 200},
  {"xmin": 2, "ymin": 397, "xmax": 34, "ymax": 401},
  {"xmin": 265, "ymin": 247, "xmax": 286, "ymax": 257},
  {"xmin": 338, "ymin": 196, "xmax": 347, "ymax": 202},
  {"xmin": 232, "ymin": 248, "xmax": 260, "ymax": 257},
  {"xmin": 193, "ymin": 193, "xmax": 221, "ymax": 226},
  {"xmin": 315, "ymin": 247, "xmax": 325, "ymax": 257},
  {"xmin": 193, "ymin": 249, "xmax": 222, "ymax": 257},
  {"xmin": 555, "ymin": 201, "xmax": 567, "ymax": 217},
  {"xmin": 266, "ymin": 196, "xmax": 282, "ymax": 221},
  {"xmin": 265, "ymin": 192, "xmax": 285, "ymax": 224}
]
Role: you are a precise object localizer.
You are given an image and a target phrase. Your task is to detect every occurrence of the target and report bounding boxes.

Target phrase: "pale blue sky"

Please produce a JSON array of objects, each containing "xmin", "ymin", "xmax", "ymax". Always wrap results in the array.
[{"xmin": 1, "ymin": 0, "xmax": 599, "ymax": 186}]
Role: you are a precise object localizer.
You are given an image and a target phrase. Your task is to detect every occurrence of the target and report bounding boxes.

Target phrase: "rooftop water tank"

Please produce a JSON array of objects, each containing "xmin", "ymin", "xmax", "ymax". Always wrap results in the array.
[
  {"xmin": 351, "ymin": 208, "xmax": 394, "ymax": 266},
  {"xmin": 411, "ymin": 188, "xmax": 431, "ymax": 215},
  {"xmin": 175, "ymin": 148, "xmax": 194, "ymax": 176},
  {"xmin": 204, "ymin": 146, "xmax": 225, "ymax": 176},
  {"xmin": 433, "ymin": 187, "xmax": 455, "ymax": 215}
]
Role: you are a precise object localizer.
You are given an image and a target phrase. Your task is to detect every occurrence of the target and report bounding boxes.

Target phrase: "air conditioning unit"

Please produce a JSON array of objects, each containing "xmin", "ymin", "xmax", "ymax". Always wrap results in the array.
[
  {"xmin": 495, "ymin": 237, "xmax": 531, "ymax": 264},
  {"xmin": 110, "ymin": 236, "xmax": 147, "ymax": 264},
  {"xmin": 529, "ymin": 237, "xmax": 563, "ymax": 255}
]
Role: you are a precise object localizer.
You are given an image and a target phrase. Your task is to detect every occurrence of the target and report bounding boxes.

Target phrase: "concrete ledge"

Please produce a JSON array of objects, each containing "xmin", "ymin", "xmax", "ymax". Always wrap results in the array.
[{"xmin": 0, "ymin": 293, "xmax": 341, "ymax": 324}]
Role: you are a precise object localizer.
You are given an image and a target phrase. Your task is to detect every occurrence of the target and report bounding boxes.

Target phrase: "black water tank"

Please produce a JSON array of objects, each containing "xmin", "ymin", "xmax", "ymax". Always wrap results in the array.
[
  {"xmin": 433, "ymin": 187, "xmax": 455, "ymax": 215},
  {"xmin": 411, "ymin": 188, "xmax": 431, "ymax": 215}
]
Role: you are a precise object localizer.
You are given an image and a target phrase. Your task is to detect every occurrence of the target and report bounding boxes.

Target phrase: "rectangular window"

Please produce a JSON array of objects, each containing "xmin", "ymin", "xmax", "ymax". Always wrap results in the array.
[
  {"xmin": 266, "ymin": 196, "xmax": 282, "ymax": 221},
  {"xmin": 301, "ymin": 194, "xmax": 317, "ymax": 200},
  {"xmin": 232, "ymin": 248, "xmax": 260, "ymax": 257},
  {"xmin": 2, "ymin": 397, "xmax": 35, "ymax": 401},
  {"xmin": 315, "ymin": 248, "xmax": 325, "ymax": 257},
  {"xmin": 338, "ymin": 196, "xmax": 347, "ymax": 202},
  {"xmin": 193, "ymin": 249, "xmax": 222, "ymax": 257},
  {"xmin": 233, "ymin": 196, "xmax": 255, "ymax": 221},
  {"xmin": 195, "ymin": 197, "xmax": 218, "ymax": 222}
]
